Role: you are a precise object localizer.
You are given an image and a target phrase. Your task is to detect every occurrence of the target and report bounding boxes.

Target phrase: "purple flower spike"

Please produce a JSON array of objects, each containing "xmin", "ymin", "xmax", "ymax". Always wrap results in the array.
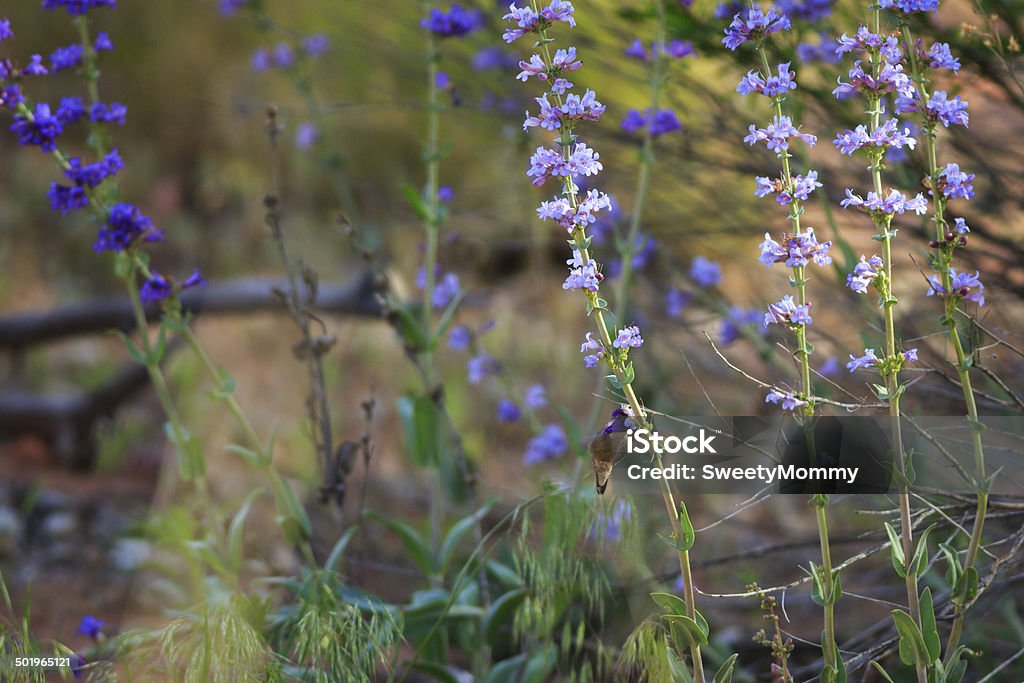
[
  {"xmin": 689, "ymin": 256, "xmax": 721, "ymax": 287},
  {"xmin": 77, "ymin": 616, "xmax": 104, "ymax": 639},
  {"xmin": 522, "ymin": 423, "xmax": 568, "ymax": 465}
]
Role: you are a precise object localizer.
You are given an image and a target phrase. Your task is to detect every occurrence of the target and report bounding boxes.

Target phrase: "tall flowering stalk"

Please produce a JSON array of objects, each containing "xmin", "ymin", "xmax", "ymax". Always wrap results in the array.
[
  {"xmin": 0, "ymin": 1, "xmax": 315, "ymax": 563},
  {"xmin": 504, "ymin": 3, "xmax": 704, "ymax": 679},
  {"xmin": 891, "ymin": 2, "xmax": 988, "ymax": 664},
  {"xmin": 724, "ymin": 6, "xmax": 843, "ymax": 681},
  {"xmin": 832, "ymin": 5, "xmax": 930, "ymax": 682}
]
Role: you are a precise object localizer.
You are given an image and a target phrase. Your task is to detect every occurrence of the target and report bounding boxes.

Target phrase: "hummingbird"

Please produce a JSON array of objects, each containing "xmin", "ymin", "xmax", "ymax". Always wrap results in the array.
[{"xmin": 590, "ymin": 407, "xmax": 635, "ymax": 494}]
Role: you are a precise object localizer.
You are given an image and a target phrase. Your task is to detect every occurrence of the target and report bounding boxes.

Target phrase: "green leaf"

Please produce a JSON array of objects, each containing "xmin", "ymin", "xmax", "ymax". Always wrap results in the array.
[
  {"xmin": 955, "ymin": 566, "xmax": 979, "ymax": 602},
  {"xmin": 920, "ymin": 587, "xmax": 941, "ymax": 662},
  {"xmin": 892, "ymin": 609, "xmax": 930, "ymax": 669},
  {"xmin": 432, "ymin": 290, "xmax": 466, "ymax": 346},
  {"xmin": 225, "ymin": 443, "xmax": 270, "ymax": 468},
  {"xmin": 405, "ymin": 662, "xmax": 464, "ymax": 683},
  {"xmin": 712, "ymin": 653, "xmax": 739, "ymax": 683},
  {"xmin": 677, "ymin": 501, "xmax": 695, "ymax": 552},
  {"xmin": 397, "ymin": 394, "xmax": 440, "ymax": 468},
  {"xmin": 884, "ymin": 522, "xmax": 906, "ymax": 577},
  {"xmin": 621, "ymin": 361, "xmax": 635, "ymax": 385},
  {"xmin": 911, "ymin": 524, "xmax": 936, "ymax": 576},
  {"xmin": 324, "ymin": 526, "xmax": 359, "ymax": 574},
  {"xmin": 942, "ymin": 646, "xmax": 970, "ymax": 683},
  {"xmin": 402, "ymin": 183, "xmax": 429, "ymax": 222},
  {"xmin": 484, "ymin": 645, "xmax": 557, "ymax": 683},
  {"xmin": 438, "ymin": 501, "xmax": 495, "ymax": 576},
  {"xmin": 482, "ymin": 588, "xmax": 526, "ymax": 655},
  {"xmin": 938, "ymin": 542, "xmax": 963, "ymax": 588},
  {"xmin": 663, "ymin": 615, "xmax": 709, "ymax": 649},
  {"xmin": 870, "ymin": 661, "xmax": 897, "ymax": 683},
  {"xmin": 650, "ymin": 592, "xmax": 689, "ymax": 617},
  {"xmin": 365, "ymin": 510, "xmax": 434, "ymax": 576},
  {"xmin": 227, "ymin": 489, "xmax": 262, "ymax": 573}
]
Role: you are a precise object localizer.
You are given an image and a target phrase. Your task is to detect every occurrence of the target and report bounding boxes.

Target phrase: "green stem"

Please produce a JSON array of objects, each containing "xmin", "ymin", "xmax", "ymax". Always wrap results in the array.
[
  {"xmin": 814, "ymin": 500, "xmax": 838, "ymax": 676},
  {"xmin": 900, "ymin": 22, "xmax": 989, "ymax": 660},
  {"xmin": 612, "ymin": 0, "xmax": 668, "ymax": 325},
  {"xmin": 529, "ymin": 4, "xmax": 703, "ymax": 677},
  {"xmin": 867, "ymin": 8, "xmax": 924, "ymax": 682}
]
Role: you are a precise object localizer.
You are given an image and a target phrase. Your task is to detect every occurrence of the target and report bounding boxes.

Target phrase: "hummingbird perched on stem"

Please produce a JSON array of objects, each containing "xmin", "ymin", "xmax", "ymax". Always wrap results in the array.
[{"xmin": 590, "ymin": 406, "xmax": 636, "ymax": 494}]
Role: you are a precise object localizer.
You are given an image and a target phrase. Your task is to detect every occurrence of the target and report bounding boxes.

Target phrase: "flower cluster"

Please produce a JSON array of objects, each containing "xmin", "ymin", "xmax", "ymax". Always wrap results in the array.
[
  {"xmin": 878, "ymin": 0, "xmax": 939, "ymax": 13},
  {"xmin": 522, "ymin": 423, "xmax": 568, "ymax": 465},
  {"xmin": 621, "ymin": 108, "xmax": 682, "ymax": 136},
  {"xmin": 846, "ymin": 347, "xmax": 918, "ymax": 373},
  {"xmin": 527, "ymin": 143, "xmax": 601, "ymax": 186},
  {"xmin": 625, "ymin": 38, "xmax": 696, "ymax": 61},
  {"xmin": 754, "ymin": 171, "xmax": 822, "ymax": 205},
  {"xmin": 926, "ymin": 269, "xmax": 985, "ymax": 306},
  {"xmin": 251, "ymin": 35, "xmax": 329, "ymax": 72},
  {"xmin": 0, "ymin": 12, "xmax": 202, "ymax": 303},
  {"xmin": 840, "ymin": 188, "xmax": 928, "ymax": 216},
  {"xmin": 833, "ymin": 117, "xmax": 916, "ymax": 155},
  {"xmin": 502, "ymin": 1, "xmax": 575, "ymax": 44},
  {"xmin": 421, "ymin": 4, "xmax": 482, "ymax": 38},
  {"xmin": 758, "ymin": 229, "xmax": 832, "ymax": 268},
  {"xmin": 728, "ymin": 3, "xmax": 825, "ymax": 413},
  {"xmin": 845, "ymin": 255, "xmax": 883, "ymax": 294},
  {"xmin": 937, "ymin": 163, "xmax": 975, "ymax": 200},
  {"xmin": 720, "ymin": 307, "xmax": 765, "ymax": 345},
  {"xmin": 764, "ymin": 295, "xmax": 812, "ymax": 327},
  {"xmin": 744, "ymin": 115, "xmax": 817, "ymax": 152},
  {"xmin": 722, "ymin": 6, "xmax": 790, "ymax": 51}
]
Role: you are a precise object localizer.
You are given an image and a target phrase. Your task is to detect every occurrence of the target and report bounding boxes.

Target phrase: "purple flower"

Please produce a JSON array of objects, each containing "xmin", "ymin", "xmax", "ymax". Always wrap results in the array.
[
  {"xmin": 302, "ymin": 34, "xmax": 329, "ymax": 57},
  {"xmin": 77, "ymin": 616, "xmax": 104, "ymax": 639},
  {"xmin": 666, "ymin": 288, "xmax": 692, "ymax": 319},
  {"xmin": 797, "ymin": 34, "xmax": 842, "ymax": 64},
  {"xmin": 613, "ymin": 325, "xmax": 643, "ymax": 349},
  {"xmin": 218, "ymin": 0, "xmax": 248, "ymax": 15},
  {"xmin": 497, "ymin": 400, "xmax": 522, "ymax": 422},
  {"xmin": 473, "ymin": 47, "xmax": 517, "ymax": 71},
  {"xmin": 580, "ymin": 332, "xmax": 604, "ymax": 367},
  {"xmin": 926, "ymin": 91, "xmax": 969, "ymax": 128},
  {"xmin": 758, "ymin": 229, "xmax": 831, "ymax": 268},
  {"xmin": 563, "ymin": 249, "xmax": 602, "ymax": 292},
  {"xmin": 666, "ymin": 39, "xmax": 696, "ymax": 59},
  {"xmin": 744, "ymin": 115, "xmax": 816, "ymax": 152},
  {"xmin": 0, "ymin": 19, "xmax": 12, "ymax": 42},
  {"xmin": 422, "ymin": 4, "xmax": 482, "ymax": 38},
  {"xmin": 689, "ymin": 256, "xmax": 721, "ymax": 287},
  {"xmin": 432, "ymin": 272, "xmax": 461, "ymax": 309},
  {"xmin": 954, "ymin": 217, "xmax": 970, "ymax": 234},
  {"xmin": 502, "ymin": 1, "xmax": 576, "ymax": 44},
  {"xmin": 65, "ymin": 149, "xmax": 124, "ymax": 188},
  {"xmin": 832, "ymin": 60, "xmax": 914, "ymax": 99},
  {"xmin": 141, "ymin": 273, "xmax": 172, "ymax": 303},
  {"xmin": 926, "ymin": 268, "xmax": 985, "ymax": 306},
  {"xmin": 903, "ymin": 348, "xmax": 918, "ymax": 363},
  {"xmin": 295, "ymin": 122, "xmax": 318, "ymax": 149},
  {"xmin": 11, "ymin": 103, "xmax": 63, "ymax": 152},
  {"xmin": 591, "ymin": 499, "xmax": 631, "ymax": 542},
  {"xmin": 625, "ymin": 38, "xmax": 648, "ymax": 60},
  {"xmin": 738, "ymin": 62, "xmax": 796, "ymax": 97},
  {"xmin": 90, "ymin": 102, "xmax": 127, "ymax": 125},
  {"xmin": 648, "ymin": 109, "xmax": 682, "ymax": 136},
  {"xmin": 524, "ymin": 384, "xmax": 547, "ymax": 408},
  {"xmin": 94, "ymin": 32, "xmax": 113, "ymax": 51},
  {"xmin": 846, "ymin": 348, "xmax": 880, "ymax": 372},
  {"xmin": 527, "ymin": 143, "xmax": 601, "ymax": 186},
  {"xmin": 819, "ymin": 356, "xmax": 840, "ymax": 377},
  {"xmin": 272, "ymin": 43, "xmax": 294, "ymax": 68},
  {"xmin": 93, "ymin": 203, "xmax": 162, "ymax": 253},
  {"xmin": 765, "ymin": 389, "xmax": 807, "ymax": 411},
  {"xmin": 776, "ymin": 0, "xmax": 833, "ymax": 22},
  {"xmin": 41, "ymin": 0, "xmax": 116, "ymax": 16},
  {"xmin": 50, "ymin": 45, "xmax": 84, "ymax": 72},
  {"xmin": 251, "ymin": 48, "xmax": 270, "ymax": 72},
  {"xmin": 722, "ymin": 6, "xmax": 791, "ymax": 51},
  {"xmin": 840, "ymin": 188, "xmax": 928, "ymax": 216},
  {"xmin": 522, "ymin": 423, "xmax": 568, "ymax": 465},
  {"xmin": 47, "ymin": 182, "xmax": 88, "ymax": 214},
  {"xmin": 56, "ymin": 97, "xmax": 86, "ymax": 125},
  {"xmin": 846, "ymin": 255, "xmax": 883, "ymax": 294},
  {"xmin": 764, "ymin": 295, "xmax": 812, "ymax": 326},
  {"xmin": 833, "ymin": 118, "xmax": 916, "ymax": 155},
  {"xmin": 927, "ymin": 42, "xmax": 960, "ymax": 72},
  {"xmin": 438, "ymin": 186, "xmax": 454, "ymax": 203},
  {"xmin": 448, "ymin": 325, "xmax": 471, "ymax": 351},
  {"xmin": 468, "ymin": 353, "xmax": 497, "ymax": 384},
  {"xmin": 938, "ymin": 163, "xmax": 975, "ymax": 200},
  {"xmin": 23, "ymin": 54, "xmax": 48, "ymax": 76},
  {"xmin": 720, "ymin": 306, "xmax": 764, "ymax": 345},
  {"xmin": 879, "ymin": 0, "xmax": 940, "ymax": 13},
  {"xmin": 836, "ymin": 28, "xmax": 903, "ymax": 64},
  {"xmin": 621, "ymin": 109, "xmax": 646, "ymax": 133}
]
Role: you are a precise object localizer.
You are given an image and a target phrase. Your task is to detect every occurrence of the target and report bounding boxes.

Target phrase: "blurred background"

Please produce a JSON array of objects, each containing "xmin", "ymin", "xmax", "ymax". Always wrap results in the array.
[{"xmin": 0, "ymin": 0, "xmax": 1022, "ymax": 679}]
